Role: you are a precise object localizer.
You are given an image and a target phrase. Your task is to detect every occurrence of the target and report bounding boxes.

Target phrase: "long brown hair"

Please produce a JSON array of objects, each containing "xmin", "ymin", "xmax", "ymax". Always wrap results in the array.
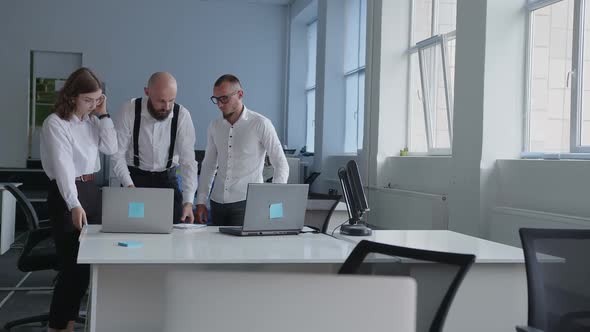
[{"xmin": 53, "ymin": 67, "xmax": 103, "ymax": 120}]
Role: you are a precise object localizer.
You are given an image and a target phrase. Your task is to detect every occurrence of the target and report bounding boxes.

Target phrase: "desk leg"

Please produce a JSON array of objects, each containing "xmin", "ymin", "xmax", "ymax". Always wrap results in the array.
[
  {"xmin": 89, "ymin": 265, "xmax": 98, "ymax": 332},
  {"xmin": 0, "ymin": 190, "xmax": 17, "ymax": 255}
]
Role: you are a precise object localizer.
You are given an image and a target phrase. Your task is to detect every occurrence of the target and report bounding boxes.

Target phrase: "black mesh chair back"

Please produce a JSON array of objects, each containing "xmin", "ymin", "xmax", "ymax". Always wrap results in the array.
[
  {"xmin": 304, "ymin": 171, "xmax": 321, "ymax": 186},
  {"xmin": 339, "ymin": 240, "xmax": 475, "ymax": 332},
  {"xmin": 304, "ymin": 193, "xmax": 341, "ymax": 233},
  {"xmin": 518, "ymin": 228, "xmax": 590, "ymax": 332},
  {"xmin": 5, "ymin": 184, "xmax": 57, "ymax": 271},
  {"xmin": 5, "ymin": 184, "xmax": 41, "ymax": 230},
  {"xmin": 3, "ymin": 184, "xmax": 62, "ymax": 331},
  {"xmin": 195, "ymin": 150, "xmax": 205, "ymax": 175}
]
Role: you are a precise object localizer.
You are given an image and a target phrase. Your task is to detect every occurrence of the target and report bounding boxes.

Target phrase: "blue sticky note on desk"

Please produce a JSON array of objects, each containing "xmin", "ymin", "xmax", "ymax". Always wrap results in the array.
[
  {"xmin": 118, "ymin": 241, "xmax": 143, "ymax": 248},
  {"xmin": 128, "ymin": 202, "xmax": 144, "ymax": 218},
  {"xmin": 269, "ymin": 203, "xmax": 284, "ymax": 219}
]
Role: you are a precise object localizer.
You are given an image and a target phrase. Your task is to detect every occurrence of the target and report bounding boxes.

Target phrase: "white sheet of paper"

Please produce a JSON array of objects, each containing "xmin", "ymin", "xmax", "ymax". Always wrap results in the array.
[{"xmin": 173, "ymin": 224, "xmax": 207, "ymax": 230}]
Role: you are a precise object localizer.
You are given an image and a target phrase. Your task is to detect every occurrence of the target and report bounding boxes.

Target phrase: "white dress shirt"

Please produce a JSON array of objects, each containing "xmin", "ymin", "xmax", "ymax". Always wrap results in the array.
[
  {"xmin": 111, "ymin": 98, "xmax": 199, "ymax": 204},
  {"xmin": 41, "ymin": 113, "xmax": 118, "ymax": 210},
  {"xmin": 196, "ymin": 106, "xmax": 289, "ymax": 205}
]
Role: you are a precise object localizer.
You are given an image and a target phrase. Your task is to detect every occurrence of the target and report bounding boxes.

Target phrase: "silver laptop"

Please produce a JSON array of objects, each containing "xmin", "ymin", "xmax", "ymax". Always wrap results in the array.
[
  {"xmin": 219, "ymin": 183, "xmax": 309, "ymax": 236},
  {"xmin": 101, "ymin": 187, "xmax": 174, "ymax": 234}
]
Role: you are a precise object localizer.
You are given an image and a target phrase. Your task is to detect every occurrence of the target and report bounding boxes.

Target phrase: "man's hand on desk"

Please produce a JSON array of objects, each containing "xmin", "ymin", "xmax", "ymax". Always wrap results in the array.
[
  {"xmin": 180, "ymin": 203, "xmax": 195, "ymax": 224},
  {"xmin": 195, "ymin": 204, "xmax": 208, "ymax": 224}
]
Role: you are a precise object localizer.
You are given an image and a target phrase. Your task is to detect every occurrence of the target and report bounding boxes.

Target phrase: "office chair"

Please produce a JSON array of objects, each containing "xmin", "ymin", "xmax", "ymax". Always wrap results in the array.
[
  {"xmin": 517, "ymin": 228, "xmax": 590, "ymax": 332},
  {"xmin": 339, "ymin": 240, "xmax": 475, "ymax": 332},
  {"xmin": 304, "ymin": 171, "xmax": 321, "ymax": 186},
  {"xmin": 3, "ymin": 184, "xmax": 84, "ymax": 331},
  {"xmin": 304, "ymin": 193, "xmax": 341, "ymax": 233},
  {"xmin": 194, "ymin": 149, "xmax": 205, "ymax": 175}
]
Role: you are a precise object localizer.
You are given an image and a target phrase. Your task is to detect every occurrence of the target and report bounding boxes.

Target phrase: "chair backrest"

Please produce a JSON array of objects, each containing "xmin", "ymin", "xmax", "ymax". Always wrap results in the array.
[
  {"xmin": 195, "ymin": 150, "xmax": 205, "ymax": 175},
  {"xmin": 519, "ymin": 228, "xmax": 590, "ymax": 332},
  {"xmin": 5, "ymin": 184, "xmax": 58, "ymax": 272},
  {"xmin": 304, "ymin": 171, "xmax": 321, "ymax": 185},
  {"xmin": 5, "ymin": 184, "xmax": 40, "ymax": 230},
  {"xmin": 304, "ymin": 194, "xmax": 341, "ymax": 233},
  {"xmin": 338, "ymin": 240, "xmax": 475, "ymax": 332}
]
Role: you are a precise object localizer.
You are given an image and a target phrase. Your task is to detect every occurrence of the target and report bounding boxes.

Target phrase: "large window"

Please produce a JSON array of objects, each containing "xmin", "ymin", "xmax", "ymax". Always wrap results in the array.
[
  {"xmin": 408, "ymin": 0, "xmax": 457, "ymax": 155},
  {"xmin": 526, "ymin": 0, "xmax": 590, "ymax": 155},
  {"xmin": 344, "ymin": 0, "xmax": 367, "ymax": 153},
  {"xmin": 306, "ymin": 20, "xmax": 317, "ymax": 153}
]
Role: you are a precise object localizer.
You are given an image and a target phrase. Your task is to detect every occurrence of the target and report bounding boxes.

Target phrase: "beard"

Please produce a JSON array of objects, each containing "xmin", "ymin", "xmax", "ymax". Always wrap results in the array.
[
  {"xmin": 147, "ymin": 99, "xmax": 172, "ymax": 121},
  {"xmin": 222, "ymin": 111, "xmax": 235, "ymax": 120}
]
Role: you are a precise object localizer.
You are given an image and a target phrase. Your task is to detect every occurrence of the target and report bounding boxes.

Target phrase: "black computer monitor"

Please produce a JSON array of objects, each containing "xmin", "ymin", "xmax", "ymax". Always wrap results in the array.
[
  {"xmin": 337, "ymin": 160, "xmax": 372, "ymax": 236},
  {"xmin": 347, "ymin": 160, "xmax": 369, "ymax": 214},
  {"xmin": 338, "ymin": 168, "xmax": 360, "ymax": 222}
]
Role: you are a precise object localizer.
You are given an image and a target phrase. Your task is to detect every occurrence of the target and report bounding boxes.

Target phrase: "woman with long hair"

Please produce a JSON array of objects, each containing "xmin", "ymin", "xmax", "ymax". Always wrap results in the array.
[{"xmin": 40, "ymin": 67, "xmax": 117, "ymax": 332}]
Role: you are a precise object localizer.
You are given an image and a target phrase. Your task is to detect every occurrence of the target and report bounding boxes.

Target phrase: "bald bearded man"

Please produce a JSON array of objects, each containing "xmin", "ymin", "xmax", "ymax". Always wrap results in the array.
[{"xmin": 111, "ymin": 72, "xmax": 199, "ymax": 223}]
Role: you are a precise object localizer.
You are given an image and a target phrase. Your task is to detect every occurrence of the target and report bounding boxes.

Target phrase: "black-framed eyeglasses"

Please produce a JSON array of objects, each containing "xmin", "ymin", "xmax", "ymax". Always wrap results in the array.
[{"xmin": 210, "ymin": 91, "xmax": 239, "ymax": 105}]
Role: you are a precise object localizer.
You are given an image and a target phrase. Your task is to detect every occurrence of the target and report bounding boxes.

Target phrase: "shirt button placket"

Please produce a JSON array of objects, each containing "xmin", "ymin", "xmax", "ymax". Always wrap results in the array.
[
  {"xmin": 225, "ymin": 126, "xmax": 234, "ymax": 200},
  {"xmin": 153, "ymin": 123, "xmax": 159, "ymax": 170}
]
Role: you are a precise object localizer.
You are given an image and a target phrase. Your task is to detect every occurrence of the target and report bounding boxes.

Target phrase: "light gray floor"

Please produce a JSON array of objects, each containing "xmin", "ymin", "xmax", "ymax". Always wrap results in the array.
[{"xmin": 0, "ymin": 244, "xmax": 87, "ymax": 331}]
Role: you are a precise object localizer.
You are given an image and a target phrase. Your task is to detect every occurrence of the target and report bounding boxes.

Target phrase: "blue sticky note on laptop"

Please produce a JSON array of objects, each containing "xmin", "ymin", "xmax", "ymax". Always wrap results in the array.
[
  {"xmin": 128, "ymin": 202, "xmax": 145, "ymax": 218},
  {"xmin": 269, "ymin": 203, "xmax": 284, "ymax": 219}
]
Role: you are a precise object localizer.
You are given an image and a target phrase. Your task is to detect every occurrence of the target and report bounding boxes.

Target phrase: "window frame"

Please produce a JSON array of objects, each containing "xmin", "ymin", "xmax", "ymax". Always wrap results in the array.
[
  {"xmin": 305, "ymin": 19, "xmax": 318, "ymax": 153},
  {"xmin": 343, "ymin": 0, "xmax": 367, "ymax": 154},
  {"xmin": 407, "ymin": 0, "xmax": 456, "ymax": 156},
  {"xmin": 416, "ymin": 33, "xmax": 454, "ymax": 154},
  {"xmin": 525, "ymin": 0, "xmax": 590, "ymax": 154}
]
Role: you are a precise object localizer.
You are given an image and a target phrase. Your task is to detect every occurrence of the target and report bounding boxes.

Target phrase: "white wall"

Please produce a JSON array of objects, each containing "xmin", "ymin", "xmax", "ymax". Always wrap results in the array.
[
  {"xmin": 445, "ymin": 0, "xmax": 488, "ymax": 236},
  {"xmin": 314, "ymin": 0, "xmax": 347, "ymax": 170},
  {"xmin": 286, "ymin": 0, "xmax": 351, "ymax": 192},
  {"xmin": 360, "ymin": 0, "xmax": 412, "ymax": 193},
  {"xmin": 478, "ymin": 0, "xmax": 527, "ymax": 240},
  {"xmin": 490, "ymin": 159, "xmax": 590, "ymax": 246},
  {"xmin": 291, "ymin": 0, "xmax": 314, "ymax": 18},
  {"xmin": 382, "ymin": 156, "xmax": 452, "ymax": 195},
  {"xmin": 0, "ymin": 0, "xmax": 288, "ymax": 167},
  {"xmin": 287, "ymin": 0, "xmax": 317, "ymax": 149}
]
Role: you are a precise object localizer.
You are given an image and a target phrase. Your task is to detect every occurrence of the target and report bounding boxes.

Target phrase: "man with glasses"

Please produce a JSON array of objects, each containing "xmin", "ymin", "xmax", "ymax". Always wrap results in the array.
[
  {"xmin": 111, "ymin": 72, "xmax": 199, "ymax": 223},
  {"xmin": 195, "ymin": 74, "xmax": 288, "ymax": 226}
]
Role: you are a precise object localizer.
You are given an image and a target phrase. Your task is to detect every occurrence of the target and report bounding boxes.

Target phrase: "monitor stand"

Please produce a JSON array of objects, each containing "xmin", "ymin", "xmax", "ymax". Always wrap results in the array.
[{"xmin": 340, "ymin": 223, "xmax": 372, "ymax": 236}]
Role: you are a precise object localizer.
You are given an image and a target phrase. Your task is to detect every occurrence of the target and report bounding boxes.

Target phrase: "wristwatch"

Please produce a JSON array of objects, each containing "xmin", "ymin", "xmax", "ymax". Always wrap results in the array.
[{"xmin": 98, "ymin": 113, "xmax": 111, "ymax": 119}]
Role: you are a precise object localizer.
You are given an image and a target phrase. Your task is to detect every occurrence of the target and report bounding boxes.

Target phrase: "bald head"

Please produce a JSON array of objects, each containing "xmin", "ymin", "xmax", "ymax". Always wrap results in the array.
[
  {"xmin": 144, "ymin": 72, "xmax": 178, "ymax": 121},
  {"xmin": 147, "ymin": 72, "xmax": 177, "ymax": 89}
]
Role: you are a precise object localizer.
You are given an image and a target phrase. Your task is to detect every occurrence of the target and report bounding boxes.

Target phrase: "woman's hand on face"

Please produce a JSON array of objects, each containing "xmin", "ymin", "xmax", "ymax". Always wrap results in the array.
[{"xmin": 94, "ymin": 94, "xmax": 107, "ymax": 116}]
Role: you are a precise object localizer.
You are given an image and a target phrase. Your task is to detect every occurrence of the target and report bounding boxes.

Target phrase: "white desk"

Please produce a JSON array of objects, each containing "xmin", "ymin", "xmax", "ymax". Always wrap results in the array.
[
  {"xmin": 336, "ymin": 230, "xmax": 527, "ymax": 332},
  {"xmin": 79, "ymin": 225, "xmax": 354, "ymax": 332},
  {"xmin": 79, "ymin": 226, "xmax": 527, "ymax": 332},
  {"xmin": 0, "ymin": 183, "xmax": 22, "ymax": 255},
  {"xmin": 164, "ymin": 271, "xmax": 417, "ymax": 332}
]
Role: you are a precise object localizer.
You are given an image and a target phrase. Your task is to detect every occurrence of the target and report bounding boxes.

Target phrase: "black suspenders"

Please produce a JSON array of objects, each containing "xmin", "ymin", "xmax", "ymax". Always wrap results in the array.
[
  {"xmin": 167, "ymin": 104, "xmax": 180, "ymax": 169},
  {"xmin": 133, "ymin": 98, "xmax": 142, "ymax": 167},
  {"xmin": 132, "ymin": 98, "xmax": 180, "ymax": 169}
]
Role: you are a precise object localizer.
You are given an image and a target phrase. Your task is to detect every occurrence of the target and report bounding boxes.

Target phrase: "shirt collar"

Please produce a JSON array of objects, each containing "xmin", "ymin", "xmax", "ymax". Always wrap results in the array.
[
  {"xmin": 241, "ymin": 105, "xmax": 250, "ymax": 121},
  {"xmin": 224, "ymin": 105, "xmax": 249, "ymax": 126},
  {"xmin": 71, "ymin": 113, "xmax": 90, "ymax": 123}
]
